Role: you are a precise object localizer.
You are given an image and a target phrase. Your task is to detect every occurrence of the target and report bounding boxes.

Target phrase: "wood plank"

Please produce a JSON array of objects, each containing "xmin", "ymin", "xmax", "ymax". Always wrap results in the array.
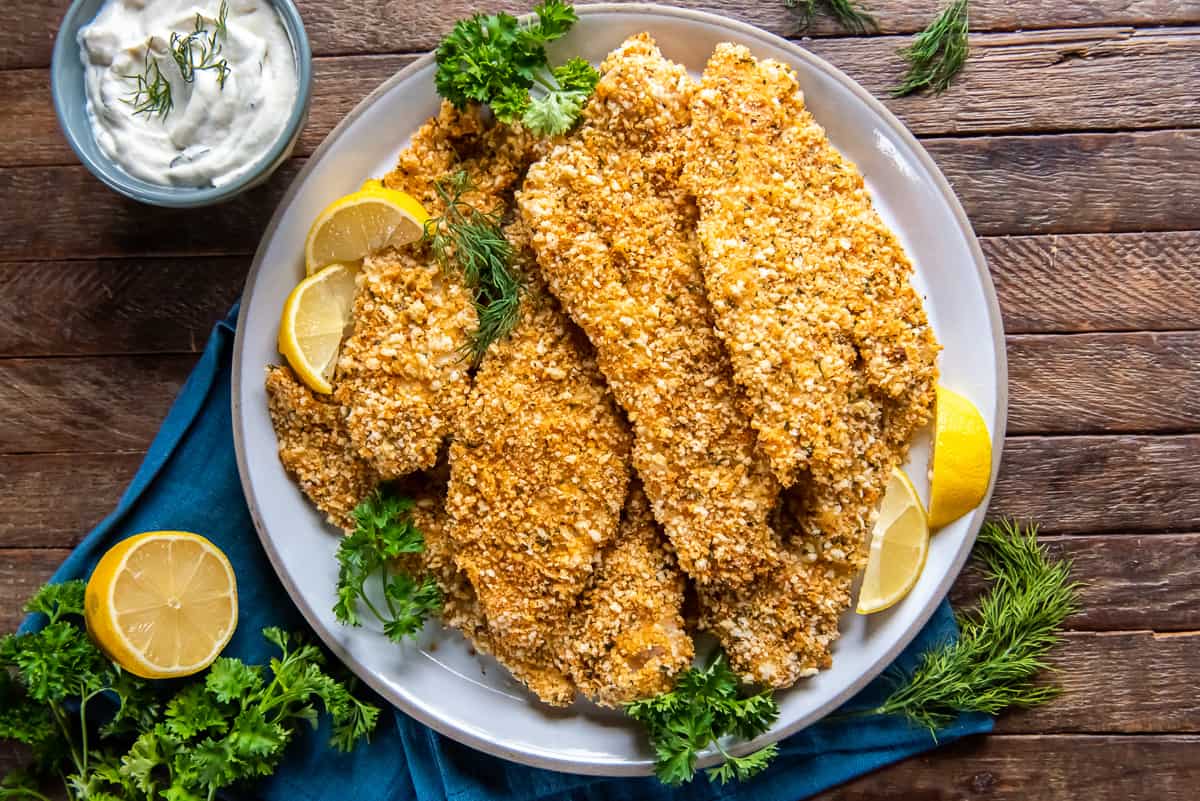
[
  {"xmin": 994, "ymin": 435, "xmax": 1200, "ymax": 534},
  {"xmin": 5, "ymin": 128, "xmax": 1198, "ymax": 262},
  {"xmin": 987, "ymin": 231, "xmax": 1200, "ymax": 334},
  {"xmin": 0, "ymin": 453, "xmax": 140, "ymax": 549},
  {"xmin": 0, "ymin": 548, "xmax": 66, "ymax": 632},
  {"xmin": 9, "ymin": 2, "xmax": 1200, "ymax": 70},
  {"xmin": 1007, "ymin": 332, "xmax": 1200, "ymax": 434},
  {"xmin": 926, "ymin": 129, "xmax": 1200, "ymax": 236},
  {"xmin": 0, "ymin": 257, "xmax": 243, "ymax": 356},
  {"xmin": 0, "ymin": 356, "xmax": 195, "ymax": 453},
  {"xmin": 10, "ymin": 29, "xmax": 1200, "ymax": 168},
  {"xmin": 0, "ymin": 233, "xmax": 1194, "ymax": 359},
  {"xmin": 950, "ymin": 533, "xmax": 1200, "ymax": 632},
  {"xmin": 813, "ymin": 734, "xmax": 1200, "ymax": 800}
]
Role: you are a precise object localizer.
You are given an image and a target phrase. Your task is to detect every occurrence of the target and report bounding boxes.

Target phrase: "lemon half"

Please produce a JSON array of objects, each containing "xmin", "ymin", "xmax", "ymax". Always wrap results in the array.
[
  {"xmin": 85, "ymin": 531, "xmax": 238, "ymax": 679},
  {"xmin": 304, "ymin": 185, "xmax": 428, "ymax": 275},
  {"xmin": 857, "ymin": 469, "xmax": 929, "ymax": 614},
  {"xmin": 278, "ymin": 262, "xmax": 358, "ymax": 394},
  {"xmin": 928, "ymin": 385, "xmax": 993, "ymax": 529}
]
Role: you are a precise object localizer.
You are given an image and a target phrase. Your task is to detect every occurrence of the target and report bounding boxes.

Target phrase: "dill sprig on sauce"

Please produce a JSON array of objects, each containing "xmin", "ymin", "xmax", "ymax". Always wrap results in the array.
[
  {"xmin": 786, "ymin": 0, "xmax": 878, "ymax": 34},
  {"xmin": 424, "ymin": 171, "xmax": 524, "ymax": 362},
  {"xmin": 869, "ymin": 519, "xmax": 1080, "ymax": 731},
  {"xmin": 894, "ymin": 0, "xmax": 970, "ymax": 96},
  {"xmin": 122, "ymin": 0, "xmax": 231, "ymax": 120}
]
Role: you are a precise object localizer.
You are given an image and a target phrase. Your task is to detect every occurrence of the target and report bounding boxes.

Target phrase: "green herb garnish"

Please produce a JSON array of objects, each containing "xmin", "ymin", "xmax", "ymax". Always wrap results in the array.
[
  {"xmin": 786, "ymin": 0, "xmax": 878, "ymax": 34},
  {"xmin": 424, "ymin": 171, "xmax": 524, "ymax": 361},
  {"xmin": 0, "ymin": 581, "xmax": 379, "ymax": 800},
  {"xmin": 894, "ymin": 0, "xmax": 970, "ymax": 96},
  {"xmin": 626, "ymin": 653, "xmax": 780, "ymax": 786},
  {"xmin": 869, "ymin": 519, "xmax": 1079, "ymax": 730},
  {"xmin": 123, "ymin": 1, "xmax": 231, "ymax": 121},
  {"xmin": 334, "ymin": 490, "xmax": 443, "ymax": 643},
  {"xmin": 434, "ymin": 0, "xmax": 600, "ymax": 136}
]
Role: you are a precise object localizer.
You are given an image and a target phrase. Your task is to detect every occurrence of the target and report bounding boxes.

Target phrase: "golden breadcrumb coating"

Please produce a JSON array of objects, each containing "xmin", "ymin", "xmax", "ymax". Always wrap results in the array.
[
  {"xmin": 518, "ymin": 34, "xmax": 783, "ymax": 589},
  {"xmin": 682, "ymin": 44, "xmax": 940, "ymax": 489},
  {"xmin": 562, "ymin": 483, "xmax": 693, "ymax": 707},
  {"xmin": 264, "ymin": 365, "xmax": 378, "ymax": 530},
  {"xmin": 335, "ymin": 103, "xmax": 543, "ymax": 479},
  {"xmin": 445, "ymin": 272, "xmax": 633, "ymax": 706},
  {"xmin": 686, "ymin": 46, "xmax": 941, "ymax": 687}
]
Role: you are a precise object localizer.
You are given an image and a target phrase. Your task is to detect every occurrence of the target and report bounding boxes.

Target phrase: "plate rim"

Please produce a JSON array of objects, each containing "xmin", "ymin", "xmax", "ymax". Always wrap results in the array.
[{"xmin": 232, "ymin": 2, "xmax": 1009, "ymax": 776}]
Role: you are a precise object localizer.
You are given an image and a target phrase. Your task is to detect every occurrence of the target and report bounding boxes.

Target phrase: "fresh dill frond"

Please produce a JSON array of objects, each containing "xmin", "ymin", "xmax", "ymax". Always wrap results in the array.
[
  {"xmin": 170, "ymin": 1, "xmax": 232, "ymax": 90},
  {"xmin": 870, "ymin": 519, "xmax": 1080, "ymax": 731},
  {"xmin": 424, "ymin": 171, "xmax": 523, "ymax": 362},
  {"xmin": 785, "ymin": 0, "xmax": 878, "ymax": 34},
  {"xmin": 124, "ymin": 57, "xmax": 173, "ymax": 119},
  {"xmin": 894, "ymin": 0, "xmax": 970, "ymax": 96},
  {"xmin": 626, "ymin": 652, "xmax": 779, "ymax": 785}
]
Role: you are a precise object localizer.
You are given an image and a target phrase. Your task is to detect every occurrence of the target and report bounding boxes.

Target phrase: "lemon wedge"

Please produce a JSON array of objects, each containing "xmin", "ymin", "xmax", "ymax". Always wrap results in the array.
[
  {"xmin": 304, "ymin": 185, "xmax": 428, "ymax": 275},
  {"xmin": 928, "ymin": 385, "xmax": 993, "ymax": 529},
  {"xmin": 84, "ymin": 531, "xmax": 238, "ymax": 679},
  {"xmin": 857, "ymin": 468, "xmax": 929, "ymax": 614},
  {"xmin": 278, "ymin": 263, "xmax": 358, "ymax": 394}
]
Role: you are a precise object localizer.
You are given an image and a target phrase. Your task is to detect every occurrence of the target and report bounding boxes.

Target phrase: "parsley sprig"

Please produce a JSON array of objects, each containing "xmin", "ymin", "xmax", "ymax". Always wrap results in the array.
[
  {"xmin": 0, "ymin": 581, "xmax": 379, "ymax": 801},
  {"xmin": 434, "ymin": 0, "xmax": 599, "ymax": 136},
  {"xmin": 424, "ymin": 171, "xmax": 524, "ymax": 362},
  {"xmin": 334, "ymin": 490, "xmax": 443, "ymax": 642},
  {"xmin": 626, "ymin": 653, "xmax": 780, "ymax": 786},
  {"xmin": 869, "ymin": 519, "xmax": 1079, "ymax": 729}
]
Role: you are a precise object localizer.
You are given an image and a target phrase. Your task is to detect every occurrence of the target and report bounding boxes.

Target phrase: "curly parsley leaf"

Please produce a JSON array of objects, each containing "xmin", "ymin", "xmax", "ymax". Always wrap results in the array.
[
  {"xmin": 22, "ymin": 580, "xmax": 86, "ymax": 623},
  {"xmin": 626, "ymin": 653, "xmax": 779, "ymax": 786},
  {"xmin": 333, "ymin": 489, "xmax": 443, "ymax": 642},
  {"xmin": 434, "ymin": 0, "xmax": 598, "ymax": 136}
]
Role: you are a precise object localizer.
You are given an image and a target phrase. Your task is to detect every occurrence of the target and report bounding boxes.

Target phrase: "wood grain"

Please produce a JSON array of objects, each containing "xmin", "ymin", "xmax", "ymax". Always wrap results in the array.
[
  {"xmin": 987, "ymin": 231, "xmax": 1200, "ymax": 333},
  {"xmin": 9, "ymin": 29, "xmax": 1200, "ymax": 168},
  {"xmin": 0, "ymin": 356, "xmax": 195, "ymax": 454},
  {"xmin": 0, "ymin": 232, "xmax": 1193, "ymax": 360},
  {"xmin": 0, "ymin": 548, "xmax": 65, "ymax": 631},
  {"xmin": 4, "ymin": 128, "xmax": 1198, "ymax": 262},
  {"xmin": 994, "ymin": 435, "xmax": 1200, "ymax": 534},
  {"xmin": 1007, "ymin": 332, "xmax": 1200, "ymax": 434},
  {"xmin": 0, "ymin": 257, "xmax": 244, "ymax": 357},
  {"xmin": 950, "ymin": 533, "xmax": 1200, "ymax": 632},
  {"xmin": 811, "ymin": 734, "xmax": 1200, "ymax": 800},
  {"xmin": 8, "ymin": 1, "xmax": 1200, "ymax": 70},
  {"xmin": 0, "ymin": 453, "xmax": 141, "ymax": 549}
]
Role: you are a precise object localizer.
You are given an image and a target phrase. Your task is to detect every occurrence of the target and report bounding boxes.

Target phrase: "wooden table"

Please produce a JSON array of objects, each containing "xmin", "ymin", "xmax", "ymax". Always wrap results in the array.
[{"xmin": 4, "ymin": 1, "xmax": 1200, "ymax": 798}]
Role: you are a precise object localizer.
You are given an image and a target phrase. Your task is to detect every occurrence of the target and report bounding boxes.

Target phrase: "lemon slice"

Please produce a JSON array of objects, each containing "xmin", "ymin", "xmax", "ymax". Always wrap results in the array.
[
  {"xmin": 857, "ymin": 469, "xmax": 929, "ymax": 614},
  {"xmin": 928, "ymin": 385, "xmax": 993, "ymax": 529},
  {"xmin": 304, "ymin": 185, "xmax": 428, "ymax": 275},
  {"xmin": 84, "ymin": 531, "xmax": 238, "ymax": 679},
  {"xmin": 278, "ymin": 263, "xmax": 358, "ymax": 394}
]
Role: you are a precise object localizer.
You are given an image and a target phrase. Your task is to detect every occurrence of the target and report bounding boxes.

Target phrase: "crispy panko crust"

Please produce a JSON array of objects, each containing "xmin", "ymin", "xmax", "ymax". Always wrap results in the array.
[
  {"xmin": 403, "ymin": 481, "xmax": 577, "ymax": 705},
  {"xmin": 562, "ymin": 482, "xmax": 693, "ymax": 707},
  {"xmin": 682, "ymin": 44, "xmax": 940, "ymax": 489},
  {"xmin": 518, "ymin": 34, "xmax": 783, "ymax": 589},
  {"xmin": 264, "ymin": 365, "xmax": 378, "ymax": 530},
  {"xmin": 335, "ymin": 103, "xmax": 543, "ymax": 479},
  {"xmin": 686, "ymin": 46, "xmax": 940, "ymax": 687},
  {"xmin": 445, "ymin": 269, "xmax": 633, "ymax": 706}
]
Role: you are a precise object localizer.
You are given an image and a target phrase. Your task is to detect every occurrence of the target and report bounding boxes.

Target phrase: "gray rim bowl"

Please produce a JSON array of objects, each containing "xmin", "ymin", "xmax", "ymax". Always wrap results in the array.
[{"xmin": 51, "ymin": 0, "xmax": 313, "ymax": 208}]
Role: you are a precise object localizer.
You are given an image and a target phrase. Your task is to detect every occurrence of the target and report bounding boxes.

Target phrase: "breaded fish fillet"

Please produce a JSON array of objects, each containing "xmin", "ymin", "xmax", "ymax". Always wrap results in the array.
[
  {"xmin": 264, "ymin": 365, "xmax": 378, "ymax": 530},
  {"xmin": 335, "ymin": 103, "xmax": 542, "ymax": 479},
  {"xmin": 518, "ymin": 34, "xmax": 783, "ymax": 589},
  {"xmin": 445, "ymin": 267, "xmax": 633, "ymax": 706},
  {"xmin": 562, "ymin": 482, "xmax": 693, "ymax": 707},
  {"xmin": 682, "ymin": 44, "xmax": 940, "ymax": 488},
  {"xmin": 686, "ymin": 46, "xmax": 940, "ymax": 687}
]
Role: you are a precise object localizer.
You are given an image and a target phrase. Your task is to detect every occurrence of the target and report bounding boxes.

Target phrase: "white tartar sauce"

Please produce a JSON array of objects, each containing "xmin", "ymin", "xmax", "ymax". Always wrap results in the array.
[{"xmin": 79, "ymin": 0, "xmax": 298, "ymax": 188}]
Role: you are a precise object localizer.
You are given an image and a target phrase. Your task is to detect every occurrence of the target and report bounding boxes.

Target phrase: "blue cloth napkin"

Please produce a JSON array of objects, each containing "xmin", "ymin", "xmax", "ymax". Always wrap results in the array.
[{"xmin": 25, "ymin": 306, "xmax": 991, "ymax": 801}]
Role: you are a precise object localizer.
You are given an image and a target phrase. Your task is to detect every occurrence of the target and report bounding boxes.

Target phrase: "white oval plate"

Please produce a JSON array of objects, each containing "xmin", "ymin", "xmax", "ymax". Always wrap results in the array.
[{"xmin": 232, "ymin": 3, "xmax": 1007, "ymax": 777}]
